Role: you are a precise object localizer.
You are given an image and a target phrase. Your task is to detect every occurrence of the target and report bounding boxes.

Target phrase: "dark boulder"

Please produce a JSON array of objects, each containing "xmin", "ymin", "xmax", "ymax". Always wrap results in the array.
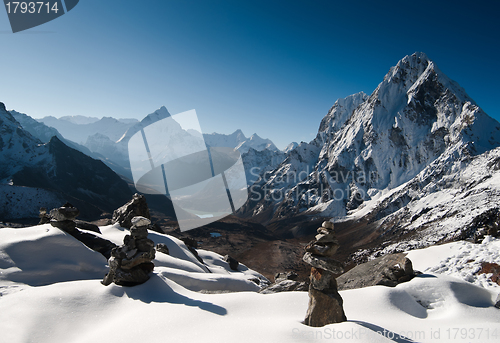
[
  {"xmin": 337, "ymin": 253, "xmax": 416, "ymax": 290},
  {"xmin": 224, "ymin": 255, "xmax": 239, "ymax": 271}
]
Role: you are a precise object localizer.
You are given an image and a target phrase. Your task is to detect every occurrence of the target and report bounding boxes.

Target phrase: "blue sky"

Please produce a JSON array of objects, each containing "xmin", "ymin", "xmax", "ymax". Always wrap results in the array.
[{"xmin": 1, "ymin": 0, "xmax": 498, "ymax": 149}]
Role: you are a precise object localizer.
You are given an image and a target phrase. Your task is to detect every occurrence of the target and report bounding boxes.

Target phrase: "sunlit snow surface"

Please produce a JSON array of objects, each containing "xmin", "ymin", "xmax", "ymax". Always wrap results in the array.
[{"xmin": 1, "ymin": 224, "xmax": 499, "ymax": 343}]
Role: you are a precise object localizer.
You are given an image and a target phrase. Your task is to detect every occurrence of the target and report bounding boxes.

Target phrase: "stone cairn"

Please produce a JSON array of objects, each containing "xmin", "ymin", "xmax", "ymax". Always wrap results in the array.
[
  {"xmin": 303, "ymin": 220, "xmax": 347, "ymax": 327},
  {"xmin": 49, "ymin": 203, "xmax": 80, "ymax": 231},
  {"xmin": 102, "ymin": 216, "xmax": 155, "ymax": 286}
]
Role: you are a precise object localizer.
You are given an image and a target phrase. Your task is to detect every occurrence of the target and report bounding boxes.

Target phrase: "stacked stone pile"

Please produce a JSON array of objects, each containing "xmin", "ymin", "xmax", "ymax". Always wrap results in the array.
[
  {"xmin": 303, "ymin": 220, "xmax": 347, "ymax": 327},
  {"xmin": 49, "ymin": 203, "xmax": 80, "ymax": 231},
  {"xmin": 102, "ymin": 216, "xmax": 156, "ymax": 286}
]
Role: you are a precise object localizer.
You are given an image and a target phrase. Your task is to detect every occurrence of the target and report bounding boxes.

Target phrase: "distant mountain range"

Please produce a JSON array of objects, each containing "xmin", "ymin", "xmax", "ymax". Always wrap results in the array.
[
  {"xmin": 239, "ymin": 52, "xmax": 500, "ymax": 257},
  {"xmin": 1, "ymin": 103, "xmax": 285, "ymax": 220},
  {"xmin": 21, "ymin": 106, "xmax": 283, "ymax": 183},
  {"xmin": 0, "ymin": 103, "xmax": 132, "ymax": 220}
]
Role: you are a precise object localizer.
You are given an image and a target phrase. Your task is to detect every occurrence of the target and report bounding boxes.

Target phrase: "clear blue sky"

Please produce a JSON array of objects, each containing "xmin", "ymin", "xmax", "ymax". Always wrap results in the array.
[{"xmin": 1, "ymin": 0, "xmax": 498, "ymax": 149}]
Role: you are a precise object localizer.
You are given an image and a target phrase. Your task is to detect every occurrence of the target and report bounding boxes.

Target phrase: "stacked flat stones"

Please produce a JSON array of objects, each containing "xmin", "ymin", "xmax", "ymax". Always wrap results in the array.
[
  {"xmin": 102, "ymin": 216, "xmax": 155, "ymax": 286},
  {"xmin": 303, "ymin": 221, "xmax": 347, "ymax": 327},
  {"xmin": 49, "ymin": 203, "xmax": 79, "ymax": 231}
]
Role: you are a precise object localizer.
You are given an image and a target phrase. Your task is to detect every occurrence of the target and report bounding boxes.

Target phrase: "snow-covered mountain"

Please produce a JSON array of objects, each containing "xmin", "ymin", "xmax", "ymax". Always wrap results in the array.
[
  {"xmin": 0, "ymin": 103, "xmax": 132, "ymax": 219},
  {"xmin": 0, "ymin": 104, "xmax": 52, "ymax": 182},
  {"xmin": 10, "ymin": 106, "xmax": 284, "ymax": 186},
  {"xmin": 59, "ymin": 114, "xmax": 100, "ymax": 125},
  {"xmin": 241, "ymin": 147, "xmax": 286, "ymax": 186},
  {"xmin": 283, "ymin": 141, "xmax": 299, "ymax": 153},
  {"xmin": 241, "ymin": 52, "xmax": 500, "ymax": 251},
  {"xmin": 86, "ymin": 107, "xmax": 283, "ymax": 181},
  {"xmin": 10, "ymin": 110, "xmax": 64, "ymax": 144},
  {"xmin": 204, "ymin": 129, "xmax": 279, "ymax": 153},
  {"xmin": 39, "ymin": 115, "xmax": 138, "ymax": 145}
]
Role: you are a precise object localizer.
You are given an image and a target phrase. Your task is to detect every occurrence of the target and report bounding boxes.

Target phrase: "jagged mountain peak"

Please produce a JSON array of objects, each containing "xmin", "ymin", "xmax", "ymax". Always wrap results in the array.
[
  {"xmin": 117, "ymin": 106, "xmax": 171, "ymax": 144},
  {"xmin": 318, "ymin": 91, "xmax": 367, "ymax": 135},
  {"xmin": 243, "ymin": 52, "xmax": 500, "ymax": 225}
]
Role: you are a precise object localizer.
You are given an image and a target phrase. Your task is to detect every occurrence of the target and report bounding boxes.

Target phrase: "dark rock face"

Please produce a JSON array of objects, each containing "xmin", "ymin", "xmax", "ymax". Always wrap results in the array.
[
  {"xmin": 303, "ymin": 221, "xmax": 347, "ymax": 327},
  {"xmin": 495, "ymin": 294, "xmax": 500, "ymax": 309},
  {"xmin": 112, "ymin": 193, "xmax": 150, "ymax": 229},
  {"xmin": 337, "ymin": 253, "xmax": 416, "ymax": 290},
  {"xmin": 11, "ymin": 136, "xmax": 132, "ymax": 219},
  {"xmin": 102, "ymin": 216, "xmax": 156, "ymax": 286}
]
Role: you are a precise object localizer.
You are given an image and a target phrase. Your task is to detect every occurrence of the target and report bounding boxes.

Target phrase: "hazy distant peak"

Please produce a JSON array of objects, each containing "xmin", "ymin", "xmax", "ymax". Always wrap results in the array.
[{"xmin": 59, "ymin": 115, "xmax": 99, "ymax": 125}]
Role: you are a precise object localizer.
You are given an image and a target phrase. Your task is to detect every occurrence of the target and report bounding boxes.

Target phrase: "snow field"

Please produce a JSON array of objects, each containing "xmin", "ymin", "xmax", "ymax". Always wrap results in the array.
[{"xmin": 0, "ymin": 224, "xmax": 499, "ymax": 342}]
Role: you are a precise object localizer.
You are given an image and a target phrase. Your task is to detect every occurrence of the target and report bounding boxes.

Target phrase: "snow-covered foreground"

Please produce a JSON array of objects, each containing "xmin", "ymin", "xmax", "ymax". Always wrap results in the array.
[{"xmin": 1, "ymin": 224, "xmax": 499, "ymax": 343}]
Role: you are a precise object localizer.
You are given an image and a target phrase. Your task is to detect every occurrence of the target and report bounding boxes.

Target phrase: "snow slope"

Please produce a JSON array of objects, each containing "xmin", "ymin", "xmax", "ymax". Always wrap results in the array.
[{"xmin": 1, "ymin": 223, "xmax": 499, "ymax": 343}]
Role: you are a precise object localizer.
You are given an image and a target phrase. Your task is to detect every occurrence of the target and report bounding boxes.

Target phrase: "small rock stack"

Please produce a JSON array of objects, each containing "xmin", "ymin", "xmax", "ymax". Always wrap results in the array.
[
  {"xmin": 303, "ymin": 220, "xmax": 347, "ymax": 327},
  {"xmin": 49, "ymin": 203, "xmax": 80, "ymax": 231},
  {"xmin": 102, "ymin": 216, "xmax": 156, "ymax": 286}
]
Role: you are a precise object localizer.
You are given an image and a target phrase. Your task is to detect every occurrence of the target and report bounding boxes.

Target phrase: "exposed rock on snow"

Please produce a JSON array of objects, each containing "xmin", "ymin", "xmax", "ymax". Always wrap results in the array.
[
  {"xmin": 223, "ymin": 254, "xmax": 239, "ymax": 271},
  {"xmin": 258, "ymin": 279, "xmax": 308, "ymax": 294},
  {"xmin": 112, "ymin": 193, "xmax": 151, "ymax": 229},
  {"xmin": 303, "ymin": 221, "xmax": 346, "ymax": 326},
  {"xmin": 49, "ymin": 203, "xmax": 80, "ymax": 231},
  {"xmin": 155, "ymin": 243, "xmax": 170, "ymax": 255},
  {"xmin": 47, "ymin": 203, "xmax": 117, "ymax": 258},
  {"xmin": 258, "ymin": 271, "xmax": 308, "ymax": 294},
  {"xmin": 337, "ymin": 253, "xmax": 416, "ymax": 290}
]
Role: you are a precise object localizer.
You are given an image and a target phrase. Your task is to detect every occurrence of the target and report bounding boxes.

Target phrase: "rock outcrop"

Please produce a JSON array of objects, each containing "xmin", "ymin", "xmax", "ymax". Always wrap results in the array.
[
  {"xmin": 303, "ymin": 221, "xmax": 347, "ymax": 327},
  {"xmin": 224, "ymin": 255, "xmax": 239, "ymax": 271},
  {"xmin": 112, "ymin": 193, "xmax": 150, "ymax": 229},
  {"xmin": 48, "ymin": 203, "xmax": 116, "ymax": 258},
  {"xmin": 102, "ymin": 216, "xmax": 156, "ymax": 286},
  {"xmin": 337, "ymin": 253, "xmax": 417, "ymax": 290},
  {"xmin": 155, "ymin": 243, "xmax": 170, "ymax": 255},
  {"xmin": 259, "ymin": 271, "xmax": 308, "ymax": 294}
]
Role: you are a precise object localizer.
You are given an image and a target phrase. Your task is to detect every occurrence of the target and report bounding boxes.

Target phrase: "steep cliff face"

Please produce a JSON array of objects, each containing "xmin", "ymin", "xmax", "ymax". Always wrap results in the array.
[{"xmin": 242, "ymin": 53, "xmax": 500, "ymax": 231}]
